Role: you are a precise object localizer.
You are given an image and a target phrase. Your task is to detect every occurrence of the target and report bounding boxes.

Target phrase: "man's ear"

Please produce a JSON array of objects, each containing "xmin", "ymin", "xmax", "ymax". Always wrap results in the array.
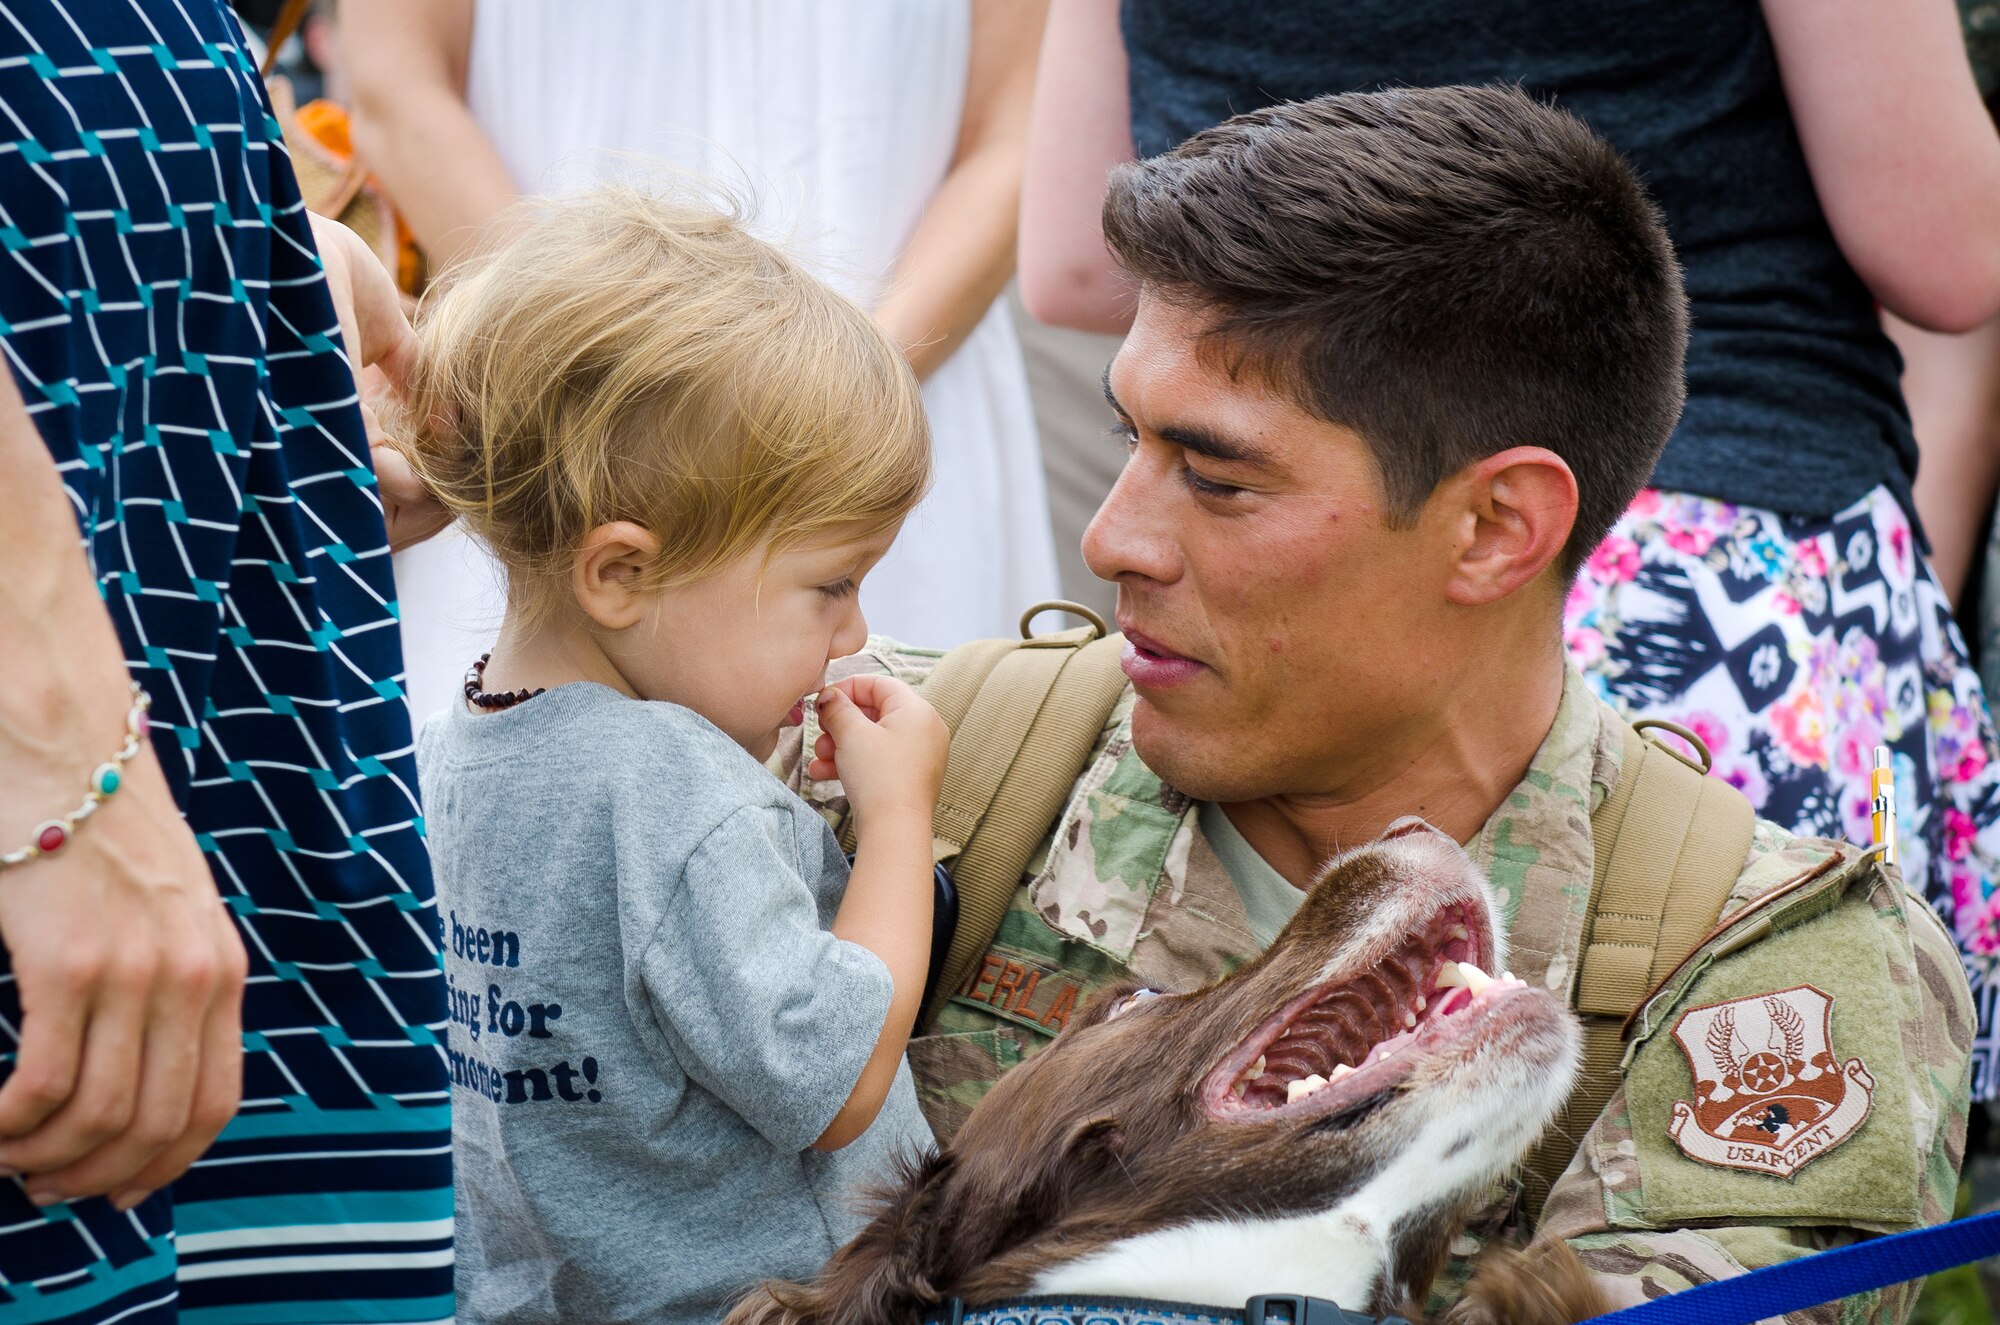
[
  {"xmin": 1438, "ymin": 447, "xmax": 1578, "ymax": 607},
  {"xmin": 572, "ymin": 521, "xmax": 662, "ymax": 630}
]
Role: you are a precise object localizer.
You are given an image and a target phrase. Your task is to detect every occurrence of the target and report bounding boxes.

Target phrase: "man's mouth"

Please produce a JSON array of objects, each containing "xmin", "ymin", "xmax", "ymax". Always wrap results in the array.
[
  {"xmin": 1120, "ymin": 625, "xmax": 1206, "ymax": 689},
  {"xmin": 1201, "ymin": 901, "xmax": 1530, "ymax": 1122}
]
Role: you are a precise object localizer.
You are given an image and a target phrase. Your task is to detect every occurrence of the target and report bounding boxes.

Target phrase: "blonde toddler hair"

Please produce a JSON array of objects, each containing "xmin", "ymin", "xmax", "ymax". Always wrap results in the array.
[{"xmin": 398, "ymin": 186, "xmax": 932, "ymax": 619}]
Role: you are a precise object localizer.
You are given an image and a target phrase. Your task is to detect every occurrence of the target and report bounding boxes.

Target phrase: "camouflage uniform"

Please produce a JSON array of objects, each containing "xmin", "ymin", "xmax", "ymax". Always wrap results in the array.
[{"xmin": 782, "ymin": 641, "xmax": 1974, "ymax": 1321}]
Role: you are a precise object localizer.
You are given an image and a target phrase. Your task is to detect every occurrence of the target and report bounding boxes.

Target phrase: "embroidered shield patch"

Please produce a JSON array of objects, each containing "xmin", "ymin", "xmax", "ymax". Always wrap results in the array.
[{"xmin": 1666, "ymin": 984, "xmax": 1874, "ymax": 1179}]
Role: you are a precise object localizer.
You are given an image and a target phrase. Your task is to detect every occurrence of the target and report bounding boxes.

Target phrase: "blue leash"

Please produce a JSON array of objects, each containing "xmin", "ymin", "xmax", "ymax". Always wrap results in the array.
[{"xmin": 1583, "ymin": 1209, "xmax": 2000, "ymax": 1325}]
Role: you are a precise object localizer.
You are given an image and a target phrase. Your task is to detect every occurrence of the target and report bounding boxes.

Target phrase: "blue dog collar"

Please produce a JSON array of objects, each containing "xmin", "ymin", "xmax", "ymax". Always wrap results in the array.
[{"xmin": 923, "ymin": 1294, "xmax": 1411, "ymax": 1325}]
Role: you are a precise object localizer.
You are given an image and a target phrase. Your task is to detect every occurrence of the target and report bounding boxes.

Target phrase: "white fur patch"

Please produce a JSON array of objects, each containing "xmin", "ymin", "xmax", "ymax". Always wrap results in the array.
[
  {"xmin": 1030, "ymin": 1005, "xmax": 1577, "ymax": 1311},
  {"xmin": 1028, "ymin": 1209, "xmax": 1385, "ymax": 1310}
]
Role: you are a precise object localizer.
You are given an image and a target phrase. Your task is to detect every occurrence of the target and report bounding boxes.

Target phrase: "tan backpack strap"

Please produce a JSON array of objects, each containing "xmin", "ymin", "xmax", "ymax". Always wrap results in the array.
[
  {"xmin": 931, "ymin": 633, "xmax": 1098, "ymax": 857},
  {"xmin": 1576, "ymin": 722, "xmax": 1756, "ymax": 1015},
  {"xmin": 921, "ymin": 633, "xmax": 1126, "ymax": 1028},
  {"xmin": 1520, "ymin": 720, "xmax": 1757, "ymax": 1220},
  {"xmin": 826, "ymin": 605, "xmax": 1127, "ymax": 1030},
  {"xmin": 916, "ymin": 639, "xmax": 1019, "ymax": 737},
  {"xmin": 835, "ymin": 632, "xmax": 1061, "ymax": 858}
]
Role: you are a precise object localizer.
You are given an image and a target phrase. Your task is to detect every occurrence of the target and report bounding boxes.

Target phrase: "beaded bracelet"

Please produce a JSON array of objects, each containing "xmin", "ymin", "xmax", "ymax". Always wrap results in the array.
[{"xmin": 0, "ymin": 683, "xmax": 152, "ymax": 870}]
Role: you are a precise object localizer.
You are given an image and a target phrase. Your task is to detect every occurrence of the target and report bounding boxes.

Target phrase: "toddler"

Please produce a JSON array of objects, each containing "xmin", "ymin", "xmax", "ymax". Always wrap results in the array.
[{"xmin": 402, "ymin": 189, "xmax": 948, "ymax": 1325}]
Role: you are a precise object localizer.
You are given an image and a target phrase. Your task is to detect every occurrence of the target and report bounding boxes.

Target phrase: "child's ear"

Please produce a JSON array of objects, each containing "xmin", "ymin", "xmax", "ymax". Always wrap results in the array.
[{"xmin": 573, "ymin": 520, "xmax": 662, "ymax": 630}]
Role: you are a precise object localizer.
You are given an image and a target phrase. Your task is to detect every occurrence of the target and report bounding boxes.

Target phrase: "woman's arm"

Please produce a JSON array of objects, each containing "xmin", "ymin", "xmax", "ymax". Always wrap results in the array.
[
  {"xmin": 1886, "ymin": 309, "xmax": 2000, "ymax": 602},
  {"xmin": 1764, "ymin": 0, "xmax": 2000, "ymax": 332},
  {"xmin": 872, "ymin": 0, "xmax": 1049, "ymax": 381},
  {"xmin": 1016, "ymin": 0, "xmax": 1138, "ymax": 334},
  {"xmin": 340, "ymin": 0, "xmax": 521, "ymax": 275},
  {"xmin": 0, "ymin": 369, "xmax": 247, "ymax": 1210}
]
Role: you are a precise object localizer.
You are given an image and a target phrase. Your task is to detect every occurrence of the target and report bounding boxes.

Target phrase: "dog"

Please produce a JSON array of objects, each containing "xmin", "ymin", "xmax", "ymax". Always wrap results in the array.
[{"xmin": 730, "ymin": 820, "xmax": 1611, "ymax": 1325}]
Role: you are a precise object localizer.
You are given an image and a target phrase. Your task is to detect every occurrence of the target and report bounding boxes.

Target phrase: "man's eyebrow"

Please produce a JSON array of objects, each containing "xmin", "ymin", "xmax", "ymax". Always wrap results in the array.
[{"xmin": 1101, "ymin": 369, "xmax": 1273, "ymax": 464}]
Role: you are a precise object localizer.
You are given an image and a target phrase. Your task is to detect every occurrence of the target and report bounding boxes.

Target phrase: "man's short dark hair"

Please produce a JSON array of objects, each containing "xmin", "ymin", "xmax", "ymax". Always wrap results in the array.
[{"xmin": 1102, "ymin": 84, "xmax": 1688, "ymax": 578}]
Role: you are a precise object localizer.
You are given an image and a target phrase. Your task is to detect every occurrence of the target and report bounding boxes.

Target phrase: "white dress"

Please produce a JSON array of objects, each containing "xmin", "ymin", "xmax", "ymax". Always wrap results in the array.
[{"xmin": 391, "ymin": 0, "xmax": 1060, "ymax": 721}]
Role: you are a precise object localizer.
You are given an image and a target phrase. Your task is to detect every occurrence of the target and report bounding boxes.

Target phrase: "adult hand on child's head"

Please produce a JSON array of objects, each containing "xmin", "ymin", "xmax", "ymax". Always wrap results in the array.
[
  {"xmin": 308, "ymin": 213, "xmax": 451, "ymax": 551},
  {"xmin": 809, "ymin": 675, "xmax": 950, "ymax": 824}
]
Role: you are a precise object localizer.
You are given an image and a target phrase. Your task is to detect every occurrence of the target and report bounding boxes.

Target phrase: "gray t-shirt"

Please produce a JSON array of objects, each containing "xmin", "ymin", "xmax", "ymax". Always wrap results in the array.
[{"xmin": 418, "ymin": 683, "xmax": 931, "ymax": 1325}]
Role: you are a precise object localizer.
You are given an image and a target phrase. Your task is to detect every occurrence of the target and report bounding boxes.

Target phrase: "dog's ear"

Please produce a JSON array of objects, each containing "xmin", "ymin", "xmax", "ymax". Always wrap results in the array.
[
  {"xmin": 728, "ymin": 1148, "xmax": 962, "ymax": 1325},
  {"xmin": 1002, "ymin": 1114, "xmax": 1127, "ymax": 1237},
  {"xmin": 1057, "ymin": 1115, "xmax": 1124, "ymax": 1176},
  {"xmin": 947, "ymin": 1115, "xmax": 1134, "ymax": 1300}
]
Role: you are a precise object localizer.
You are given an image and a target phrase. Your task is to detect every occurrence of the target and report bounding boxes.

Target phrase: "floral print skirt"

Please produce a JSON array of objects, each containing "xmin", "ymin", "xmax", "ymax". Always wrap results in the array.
[{"xmin": 1566, "ymin": 484, "xmax": 2000, "ymax": 1098}]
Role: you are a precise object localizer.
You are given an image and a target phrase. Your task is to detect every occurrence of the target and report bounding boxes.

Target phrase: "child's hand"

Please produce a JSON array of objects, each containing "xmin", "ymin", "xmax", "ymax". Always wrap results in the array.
[{"xmin": 808, "ymin": 675, "xmax": 949, "ymax": 822}]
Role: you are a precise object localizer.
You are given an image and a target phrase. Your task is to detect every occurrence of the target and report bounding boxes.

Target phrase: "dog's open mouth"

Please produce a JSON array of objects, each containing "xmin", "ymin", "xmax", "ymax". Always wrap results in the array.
[{"xmin": 1200, "ymin": 898, "xmax": 1529, "ymax": 1122}]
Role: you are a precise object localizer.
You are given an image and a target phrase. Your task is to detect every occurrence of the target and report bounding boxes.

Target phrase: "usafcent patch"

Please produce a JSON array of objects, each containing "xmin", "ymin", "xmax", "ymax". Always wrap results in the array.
[{"xmin": 1666, "ymin": 984, "xmax": 1874, "ymax": 1179}]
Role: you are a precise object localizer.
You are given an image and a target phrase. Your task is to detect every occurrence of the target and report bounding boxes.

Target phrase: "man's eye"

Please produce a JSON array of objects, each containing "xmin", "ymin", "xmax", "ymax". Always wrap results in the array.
[
  {"xmin": 1106, "ymin": 421, "xmax": 1138, "ymax": 451},
  {"xmin": 1184, "ymin": 467, "xmax": 1243, "ymax": 498}
]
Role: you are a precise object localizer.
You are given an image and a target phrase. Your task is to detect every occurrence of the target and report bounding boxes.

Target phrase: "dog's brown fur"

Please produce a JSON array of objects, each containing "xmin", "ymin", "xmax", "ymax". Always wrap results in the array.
[
  {"xmin": 730, "ymin": 827, "xmax": 1611, "ymax": 1325},
  {"xmin": 1437, "ymin": 1241, "xmax": 1616, "ymax": 1325}
]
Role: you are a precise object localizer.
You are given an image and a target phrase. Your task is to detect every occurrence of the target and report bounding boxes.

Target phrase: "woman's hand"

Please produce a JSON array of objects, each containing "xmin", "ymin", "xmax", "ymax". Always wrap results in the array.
[
  {"xmin": 309, "ymin": 212, "xmax": 450, "ymax": 550},
  {"xmin": 0, "ymin": 736, "xmax": 247, "ymax": 1210}
]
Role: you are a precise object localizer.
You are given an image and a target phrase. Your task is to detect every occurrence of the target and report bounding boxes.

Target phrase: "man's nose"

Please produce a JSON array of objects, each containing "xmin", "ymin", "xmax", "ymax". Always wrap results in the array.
[{"xmin": 1082, "ymin": 453, "xmax": 1180, "ymax": 586}]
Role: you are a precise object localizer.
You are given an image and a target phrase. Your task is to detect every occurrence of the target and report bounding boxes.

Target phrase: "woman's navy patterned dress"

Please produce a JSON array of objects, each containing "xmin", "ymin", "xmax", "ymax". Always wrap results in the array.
[{"xmin": 0, "ymin": 3, "xmax": 450, "ymax": 1321}]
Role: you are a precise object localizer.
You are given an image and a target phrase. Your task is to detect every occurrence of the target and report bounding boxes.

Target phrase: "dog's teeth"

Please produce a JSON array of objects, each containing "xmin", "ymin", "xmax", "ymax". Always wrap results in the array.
[
  {"xmin": 1328, "ymin": 1063, "xmax": 1354, "ymax": 1082},
  {"xmin": 1245, "ymin": 1055, "xmax": 1266, "ymax": 1080},
  {"xmin": 1435, "ymin": 962, "xmax": 1466, "ymax": 989},
  {"xmin": 1233, "ymin": 1079, "xmax": 1248, "ymax": 1098},
  {"xmin": 1286, "ymin": 1073, "xmax": 1330, "ymax": 1104},
  {"xmin": 1450, "ymin": 924, "xmax": 1470, "ymax": 941},
  {"xmin": 1457, "ymin": 963, "xmax": 1496, "ymax": 995},
  {"xmin": 1402, "ymin": 1010, "xmax": 1417, "ymax": 1028}
]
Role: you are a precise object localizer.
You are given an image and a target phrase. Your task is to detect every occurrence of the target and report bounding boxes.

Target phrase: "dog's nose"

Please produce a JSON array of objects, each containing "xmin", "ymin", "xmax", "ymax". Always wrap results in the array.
[{"xmin": 1382, "ymin": 816, "xmax": 1447, "ymax": 842}]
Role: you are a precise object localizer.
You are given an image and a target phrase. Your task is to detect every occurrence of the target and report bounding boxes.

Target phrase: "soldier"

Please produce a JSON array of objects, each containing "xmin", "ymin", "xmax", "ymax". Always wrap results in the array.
[{"xmin": 782, "ymin": 85, "xmax": 1974, "ymax": 1319}]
